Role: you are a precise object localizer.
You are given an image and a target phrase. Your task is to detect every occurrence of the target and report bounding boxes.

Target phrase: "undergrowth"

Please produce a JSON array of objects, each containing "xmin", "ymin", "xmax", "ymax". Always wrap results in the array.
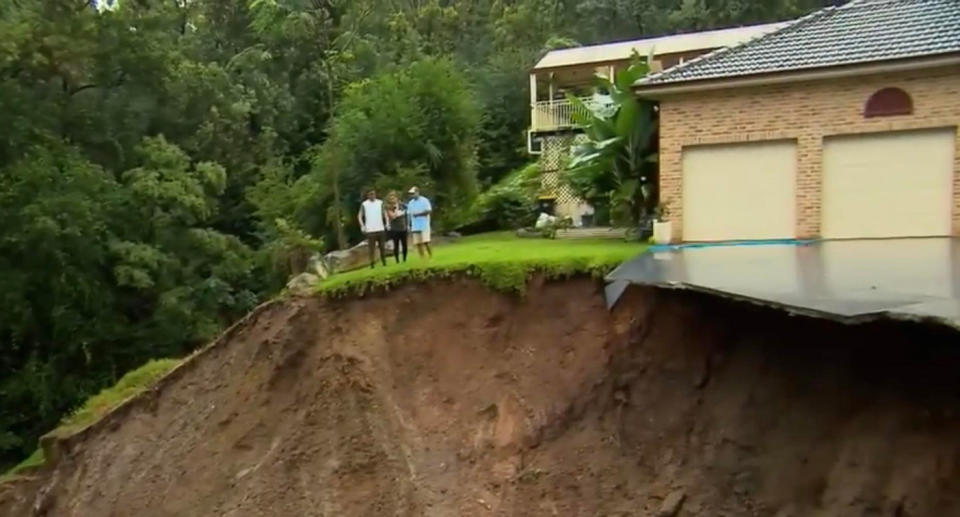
[
  {"xmin": 317, "ymin": 231, "xmax": 646, "ymax": 297},
  {"xmin": 1, "ymin": 358, "xmax": 181, "ymax": 482}
]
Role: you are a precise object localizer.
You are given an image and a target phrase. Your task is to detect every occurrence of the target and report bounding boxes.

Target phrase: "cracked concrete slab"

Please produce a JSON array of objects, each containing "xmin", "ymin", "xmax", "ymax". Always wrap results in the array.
[{"xmin": 606, "ymin": 237, "xmax": 960, "ymax": 329}]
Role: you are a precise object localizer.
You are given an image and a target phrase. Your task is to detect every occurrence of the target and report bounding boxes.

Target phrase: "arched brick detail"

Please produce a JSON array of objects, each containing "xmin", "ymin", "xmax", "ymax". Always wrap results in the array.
[{"xmin": 864, "ymin": 87, "xmax": 913, "ymax": 118}]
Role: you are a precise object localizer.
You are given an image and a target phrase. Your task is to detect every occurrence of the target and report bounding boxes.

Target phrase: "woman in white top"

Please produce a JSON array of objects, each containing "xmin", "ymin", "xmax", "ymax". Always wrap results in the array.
[{"xmin": 357, "ymin": 189, "xmax": 388, "ymax": 268}]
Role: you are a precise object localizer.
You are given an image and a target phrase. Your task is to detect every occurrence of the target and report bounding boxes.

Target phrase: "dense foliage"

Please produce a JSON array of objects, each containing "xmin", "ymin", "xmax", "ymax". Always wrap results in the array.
[
  {"xmin": 474, "ymin": 163, "xmax": 542, "ymax": 230},
  {"xmin": 0, "ymin": 0, "xmax": 831, "ymax": 468}
]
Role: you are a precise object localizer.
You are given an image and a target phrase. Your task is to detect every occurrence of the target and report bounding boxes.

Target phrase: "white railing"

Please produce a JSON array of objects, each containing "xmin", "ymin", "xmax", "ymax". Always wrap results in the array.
[{"xmin": 531, "ymin": 97, "xmax": 605, "ymax": 132}]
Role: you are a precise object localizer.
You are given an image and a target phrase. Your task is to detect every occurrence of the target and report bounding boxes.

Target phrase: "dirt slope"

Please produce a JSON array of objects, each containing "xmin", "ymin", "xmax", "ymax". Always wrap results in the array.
[{"xmin": 3, "ymin": 278, "xmax": 960, "ymax": 516}]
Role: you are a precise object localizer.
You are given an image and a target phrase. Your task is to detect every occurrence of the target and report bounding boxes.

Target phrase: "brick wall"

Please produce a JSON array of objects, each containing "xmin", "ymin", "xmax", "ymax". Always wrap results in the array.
[{"xmin": 658, "ymin": 65, "xmax": 960, "ymax": 241}]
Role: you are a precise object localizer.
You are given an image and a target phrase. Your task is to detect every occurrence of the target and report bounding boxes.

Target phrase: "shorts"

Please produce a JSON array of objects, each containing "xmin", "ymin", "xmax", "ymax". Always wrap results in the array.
[{"xmin": 412, "ymin": 229, "xmax": 431, "ymax": 244}]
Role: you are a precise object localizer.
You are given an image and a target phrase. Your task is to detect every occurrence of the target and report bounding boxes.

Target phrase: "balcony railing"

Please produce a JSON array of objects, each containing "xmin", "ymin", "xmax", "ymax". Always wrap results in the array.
[{"xmin": 531, "ymin": 97, "xmax": 609, "ymax": 132}]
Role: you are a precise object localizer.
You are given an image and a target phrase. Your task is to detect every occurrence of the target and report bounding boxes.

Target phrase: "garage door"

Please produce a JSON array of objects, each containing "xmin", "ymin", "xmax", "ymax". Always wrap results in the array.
[
  {"xmin": 822, "ymin": 128, "xmax": 955, "ymax": 239},
  {"xmin": 682, "ymin": 140, "xmax": 797, "ymax": 241}
]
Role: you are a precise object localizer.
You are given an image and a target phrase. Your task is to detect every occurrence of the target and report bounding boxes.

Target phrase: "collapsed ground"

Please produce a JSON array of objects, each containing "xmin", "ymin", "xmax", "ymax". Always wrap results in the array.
[{"xmin": 2, "ymin": 276, "xmax": 960, "ymax": 516}]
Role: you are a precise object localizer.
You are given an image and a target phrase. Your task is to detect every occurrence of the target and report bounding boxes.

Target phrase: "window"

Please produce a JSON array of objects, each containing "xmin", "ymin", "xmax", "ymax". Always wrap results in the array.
[{"xmin": 864, "ymin": 87, "xmax": 913, "ymax": 118}]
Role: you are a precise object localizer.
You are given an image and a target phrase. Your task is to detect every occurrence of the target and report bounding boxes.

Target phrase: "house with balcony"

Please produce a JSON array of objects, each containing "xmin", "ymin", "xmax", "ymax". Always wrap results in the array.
[{"xmin": 528, "ymin": 22, "xmax": 787, "ymax": 225}]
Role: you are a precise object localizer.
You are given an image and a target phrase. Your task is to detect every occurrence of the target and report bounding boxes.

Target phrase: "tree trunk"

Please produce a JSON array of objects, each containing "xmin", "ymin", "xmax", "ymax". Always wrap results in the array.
[
  {"xmin": 324, "ymin": 60, "xmax": 346, "ymax": 250},
  {"xmin": 332, "ymin": 169, "xmax": 346, "ymax": 250}
]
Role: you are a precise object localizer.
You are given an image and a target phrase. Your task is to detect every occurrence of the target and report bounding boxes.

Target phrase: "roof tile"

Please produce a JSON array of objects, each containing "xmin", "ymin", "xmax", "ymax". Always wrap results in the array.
[{"xmin": 641, "ymin": 0, "xmax": 960, "ymax": 86}]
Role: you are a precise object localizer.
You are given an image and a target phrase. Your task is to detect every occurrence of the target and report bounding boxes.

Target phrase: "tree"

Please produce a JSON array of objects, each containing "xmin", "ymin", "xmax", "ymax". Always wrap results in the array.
[
  {"xmin": 563, "ymin": 54, "xmax": 658, "ymax": 227},
  {"xmin": 572, "ymin": 0, "xmax": 833, "ymax": 41},
  {"xmin": 0, "ymin": 147, "xmax": 124, "ymax": 458},
  {"xmin": 315, "ymin": 58, "xmax": 481, "ymax": 237},
  {"xmin": 0, "ymin": 137, "xmax": 259, "ymax": 465}
]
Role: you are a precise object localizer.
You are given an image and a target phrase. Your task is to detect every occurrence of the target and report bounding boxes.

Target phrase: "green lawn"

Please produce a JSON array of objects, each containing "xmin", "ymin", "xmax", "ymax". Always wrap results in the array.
[
  {"xmin": 54, "ymin": 358, "xmax": 182, "ymax": 436},
  {"xmin": 317, "ymin": 231, "xmax": 647, "ymax": 296}
]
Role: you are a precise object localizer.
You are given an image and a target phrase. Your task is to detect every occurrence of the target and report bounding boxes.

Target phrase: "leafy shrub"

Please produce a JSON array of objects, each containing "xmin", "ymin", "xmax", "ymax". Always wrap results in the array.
[
  {"xmin": 473, "ymin": 163, "xmax": 541, "ymax": 230},
  {"xmin": 258, "ymin": 218, "xmax": 325, "ymax": 289},
  {"xmin": 563, "ymin": 54, "xmax": 658, "ymax": 227}
]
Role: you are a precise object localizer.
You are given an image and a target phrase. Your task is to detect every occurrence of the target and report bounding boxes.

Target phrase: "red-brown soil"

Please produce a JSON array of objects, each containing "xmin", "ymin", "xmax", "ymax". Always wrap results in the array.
[{"xmin": 2, "ymin": 278, "xmax": 960, "ymax": 516}]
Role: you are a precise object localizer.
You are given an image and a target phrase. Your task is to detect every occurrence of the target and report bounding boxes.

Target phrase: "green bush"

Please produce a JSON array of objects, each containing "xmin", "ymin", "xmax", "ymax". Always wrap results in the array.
[
  {"xmin": 474, "ymin": 163, "xmax": 541, "ymax": 229},
  {"xmin": 257, "ymin": 218, "xmax": 325, "ymax": 290}
]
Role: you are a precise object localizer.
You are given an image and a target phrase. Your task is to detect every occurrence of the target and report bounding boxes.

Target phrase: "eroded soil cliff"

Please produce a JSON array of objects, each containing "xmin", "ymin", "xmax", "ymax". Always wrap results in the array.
[{"xmin": 2, "ymin": 278, "xmax": 959, "ymax": 516}]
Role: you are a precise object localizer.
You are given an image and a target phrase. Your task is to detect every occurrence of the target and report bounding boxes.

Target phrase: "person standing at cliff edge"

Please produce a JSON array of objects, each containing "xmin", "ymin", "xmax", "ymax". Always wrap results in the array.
[
  {"xmin": 385, "ymin": 191, "xmax": 408, "ymax": 264},
  {"xmin": 407, "ymin": 186, "xmax": 432, "ymax": 259},
  {"xmin": 358, "ymin": 189, "xmax": 388, "ymax": 268}
]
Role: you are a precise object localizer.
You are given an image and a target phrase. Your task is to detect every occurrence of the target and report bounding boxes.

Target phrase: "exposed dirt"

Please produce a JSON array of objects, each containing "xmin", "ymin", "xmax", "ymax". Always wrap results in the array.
[{"xmin": 3, "ymin": 278, "xmax": 960, "ymax": 516}]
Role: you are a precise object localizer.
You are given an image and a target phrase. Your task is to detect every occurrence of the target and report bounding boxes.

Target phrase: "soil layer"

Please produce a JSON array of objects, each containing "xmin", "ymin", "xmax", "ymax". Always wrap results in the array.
[{"xmin": 3, "ymin": 278, "xmax": 960, "ymax": 516}]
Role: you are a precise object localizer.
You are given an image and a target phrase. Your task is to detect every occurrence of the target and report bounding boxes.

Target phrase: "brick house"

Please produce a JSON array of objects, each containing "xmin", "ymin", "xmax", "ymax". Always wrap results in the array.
[
  {"xmin": 527, "ymin": 23, "xmax": 787, "ymax": 225},
  {"xmin": 635, "ymin": 0, "xmax": 960, "ymax": 243}
]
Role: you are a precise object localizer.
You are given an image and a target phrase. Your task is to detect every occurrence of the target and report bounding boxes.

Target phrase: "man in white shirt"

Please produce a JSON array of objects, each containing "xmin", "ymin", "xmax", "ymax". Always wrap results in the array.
[{"xmin": 357, "ymin": 189, "xmax": 388, "ymax": 268}]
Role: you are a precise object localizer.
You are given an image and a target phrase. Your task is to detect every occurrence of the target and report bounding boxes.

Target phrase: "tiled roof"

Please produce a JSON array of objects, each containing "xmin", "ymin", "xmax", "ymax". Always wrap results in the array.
[
  {"xmin": 533, "ymin": 23, "xmax": 787, "ymax": 70},
  {"xmin": 640, "ymin": 0, "xmax": 960, "ymax": 86}
]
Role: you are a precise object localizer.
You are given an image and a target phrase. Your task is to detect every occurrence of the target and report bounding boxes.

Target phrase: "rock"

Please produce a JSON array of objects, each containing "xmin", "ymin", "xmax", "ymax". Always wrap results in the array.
[
  {"xmin": 323, "ymin": 242, "xmax": 372, "ymax": 273},
  {"xmin": 657, "ymin": 490, "xmax": 686, "ymax": 517},
  {"xmin": 32, "ymin": 488, "xmax": 54, "ymax": 516},
  {"xmin": 323, "ymin": 247, "xmax": 355, "ymax": 274},
  {"xmin": 286, "ymin": 273, "xmax": 319, "ymax": 294},
  {"xmin": 307, "ymin": 253, "xmax": 329, "ymax": 280},
  {"xmin": 323, "ymin": 240, "xmax": 396, "ymax": 274},
  {"xmin": 32, "ymin": 472, "xmax": 59, "ymax": 516}
]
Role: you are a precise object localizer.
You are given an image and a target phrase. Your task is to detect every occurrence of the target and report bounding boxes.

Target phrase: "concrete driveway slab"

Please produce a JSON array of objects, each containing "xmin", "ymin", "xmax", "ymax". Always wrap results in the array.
[{"xmin": 607, "ymin": 238, "xmax": 960, "ymax": 328}]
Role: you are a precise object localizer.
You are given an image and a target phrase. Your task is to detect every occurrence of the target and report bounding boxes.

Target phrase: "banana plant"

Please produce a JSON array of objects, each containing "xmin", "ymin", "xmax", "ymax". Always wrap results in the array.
[{"xmin": 563, "ymin": 51, "xmax": 659, "ymax": 226}]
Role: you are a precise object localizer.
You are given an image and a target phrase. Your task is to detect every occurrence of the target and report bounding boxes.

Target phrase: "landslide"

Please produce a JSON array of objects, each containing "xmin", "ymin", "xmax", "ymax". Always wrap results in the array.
[{"xmin": 3, "ymin": 277, "xmax": 960, "ymax": 517}]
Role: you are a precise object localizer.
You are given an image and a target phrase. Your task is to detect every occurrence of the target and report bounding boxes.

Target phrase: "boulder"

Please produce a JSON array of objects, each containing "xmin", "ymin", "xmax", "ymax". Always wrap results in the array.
[
  {"xmin": 324, "ymin": 244, "xmax": 368, "ymax": 274},
  {"xmin": 286, "ymin": 273, "xmax": 320, "ymax": 294},
  {"xmin": 323, "ymin": 240, "xmax": 394, "ymax": 274},
  {"xmin": 657, "ymin": 490, "xmax": 686, "ymax": 517},
  {"xmin": 307, "ymin": 253, "xmax": 329, "ymax": 280}
]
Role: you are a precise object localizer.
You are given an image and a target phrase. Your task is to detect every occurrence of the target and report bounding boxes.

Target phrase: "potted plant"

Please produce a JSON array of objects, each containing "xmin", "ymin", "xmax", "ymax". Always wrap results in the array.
[{"xmin": 652, "ymin": 203, "xmax": 673, "ymax": 244}]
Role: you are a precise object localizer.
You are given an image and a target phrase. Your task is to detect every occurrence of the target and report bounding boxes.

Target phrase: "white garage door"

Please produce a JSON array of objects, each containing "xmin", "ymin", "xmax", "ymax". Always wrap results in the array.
[
  {"xmin": 682, "ymin": 140, "xmax": 797, "ymax": 241},
  {"xmin": 822, "ymin": 128, "xmax": 955, "ymax": 239}
]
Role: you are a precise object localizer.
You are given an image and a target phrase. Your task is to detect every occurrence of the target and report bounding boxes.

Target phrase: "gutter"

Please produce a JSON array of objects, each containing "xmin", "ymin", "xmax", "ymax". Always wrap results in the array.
[{"xmin": 633, "ymin": 53, "xmax": 960, "ymax": 98}]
